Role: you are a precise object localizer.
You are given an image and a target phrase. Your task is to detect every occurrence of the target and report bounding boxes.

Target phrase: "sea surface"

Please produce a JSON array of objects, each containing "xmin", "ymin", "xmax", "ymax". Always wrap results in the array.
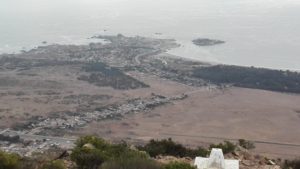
[{"xmin": 1, "ymin": 0, "xmax": 300, "ymax": 70}]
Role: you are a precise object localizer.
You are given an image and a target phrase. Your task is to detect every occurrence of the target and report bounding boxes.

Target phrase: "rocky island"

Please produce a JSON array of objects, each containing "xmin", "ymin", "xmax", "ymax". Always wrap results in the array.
[{"xmin": 192, "ymin": 38, "xmax": 225, "ymax": 46}]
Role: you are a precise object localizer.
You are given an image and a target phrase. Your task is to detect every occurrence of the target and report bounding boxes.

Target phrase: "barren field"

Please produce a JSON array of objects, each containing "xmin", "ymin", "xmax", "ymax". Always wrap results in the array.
[{"xmin": 77, "ymin": 72, "xmax": 300, "ymax": 158}]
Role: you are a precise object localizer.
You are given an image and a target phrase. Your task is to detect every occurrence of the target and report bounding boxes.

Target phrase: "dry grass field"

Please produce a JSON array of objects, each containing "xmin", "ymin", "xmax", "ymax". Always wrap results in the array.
[{"xmin": 77, "ymin": 72, "xmax": 300, "ymax": 158}]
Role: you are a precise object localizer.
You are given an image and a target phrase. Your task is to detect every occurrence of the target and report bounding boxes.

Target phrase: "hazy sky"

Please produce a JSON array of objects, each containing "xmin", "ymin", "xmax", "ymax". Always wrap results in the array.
[{"xmin": 1, "ymin": 0, "xmax": 300, "ymax": 70}]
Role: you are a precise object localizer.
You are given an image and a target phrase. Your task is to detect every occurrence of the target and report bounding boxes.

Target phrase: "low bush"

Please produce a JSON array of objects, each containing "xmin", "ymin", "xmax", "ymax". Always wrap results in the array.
[
  {"xmin": 71, "ymin": 148, "xmax": 108, "ymax": 169},
  {"xmin": 41, "ymin": 160, "xmax": 66, "ymax": 169},
  {"xmin": 209, "ymin": 141, "xmax": 236, "ymax": 154},
  {"xmin": 18, "ymin": 150, "xmax": 68, "ymax": 169},
  {"xmin": 71, "ymin": 136, "xmax": 112, "ymax": 169},
  {"xmin": 164, "ymin": 161, "xmax": 196, "ymax": 169},
  {"xmin": 138, "ymin": 138, "xmax": 209, "ymax": 158},
  {"xmin": 101, "ymin": 156, "xmax": 161, "ymax": 169},
  {"xmin": 238, "ymin": 139, "xmax": 255, "ymax": 150},
  {"xmin": 71, "ymin": 136, "xmax": 150, "ymax": 169},
  {"xmin": 0, "ymin": 150, "xmax": 20, "ymax": 169},
  {"xmin": 185, "ymin": 147, "xmax": 209, "ymax": 158},
  {"xmin": 138, "ymin": 138, "xmax": 186, "ymax": 157}
]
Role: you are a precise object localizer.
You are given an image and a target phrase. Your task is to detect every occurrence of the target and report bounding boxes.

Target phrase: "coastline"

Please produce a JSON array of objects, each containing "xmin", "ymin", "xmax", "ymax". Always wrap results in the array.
[{"xmin": 1, "ymin": 33, "xmax": 300, "ymax": 72}]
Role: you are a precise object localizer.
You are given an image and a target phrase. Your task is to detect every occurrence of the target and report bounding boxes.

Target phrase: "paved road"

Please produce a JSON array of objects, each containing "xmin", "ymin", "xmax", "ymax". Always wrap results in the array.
[{"xmin": 134, "ymin": 50, "xmax": 161, "ymax": 65}]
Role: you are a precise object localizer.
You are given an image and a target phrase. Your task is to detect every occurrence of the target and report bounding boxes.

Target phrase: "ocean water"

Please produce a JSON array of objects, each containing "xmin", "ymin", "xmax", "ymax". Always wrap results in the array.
[{"xmin": 1, "ymin": 0, "xmax": 300, "ymax": 70}]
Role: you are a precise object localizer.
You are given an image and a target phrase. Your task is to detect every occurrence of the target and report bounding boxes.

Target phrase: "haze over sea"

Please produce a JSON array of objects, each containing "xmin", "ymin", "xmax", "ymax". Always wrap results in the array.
[{"xmin": 1, "ymin": 0, "xmax": 300, "ymax": 70}]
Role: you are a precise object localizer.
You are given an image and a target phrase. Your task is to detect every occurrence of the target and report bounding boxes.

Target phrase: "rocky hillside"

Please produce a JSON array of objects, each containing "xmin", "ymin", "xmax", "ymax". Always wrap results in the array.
[{"xmin": 1, "ymin": 136, "xmax": 297, "ymax": 169}]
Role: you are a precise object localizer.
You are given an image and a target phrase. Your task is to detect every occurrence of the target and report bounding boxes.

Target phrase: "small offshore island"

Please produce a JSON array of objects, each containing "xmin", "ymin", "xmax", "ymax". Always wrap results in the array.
[
  {"xmin": 192, "ymin": 38, "xmax": 225, "ymax": 46},
  {"xmin": 0, "ymin": 34, "xmax": 300, "ymax": 159}
]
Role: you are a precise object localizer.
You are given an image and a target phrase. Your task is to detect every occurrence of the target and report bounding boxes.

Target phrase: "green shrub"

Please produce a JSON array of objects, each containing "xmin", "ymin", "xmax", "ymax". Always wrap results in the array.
[
  {"xmin": 0, "ymin": 150, "xmax": 21, "ymax": 169},
  {"xmin": 138, "ymin": 138, "xmax": 187, "ymax": 157},
  {"xmin": 74, "ymin": 136, "xmax": 110, "ymax": 150},
  {"xmin": 42, "ymin": 160, "xmax": 66, "ymax": 169},
  {"xmin": 71, "ymin": 146, "xmax": 109, "ymax": 169},
  {"xmin": 164, "ymin": 161, "xmax": 196, "ymax": 169},
  {"xmin": 185, "ymin": 147, "xmax": 209, "ymax": 158},
  {"xmin": 71, "ymin": 136, "xmax": 111, "ymax": 169},
  {"xmin": 238, "ymin": 139, "xmax": 255, "ymax": 150},
  {"xmin": 18, "ymin": 150, "xmax": 67, "ymax": 169},
  {"xmin": 116, "ymin": 148, "xmax": 149, "ymax": 160},
  {"xmin": 101, "ymin": 147, "xmax": 152, "ymax": 169},
  {"xmin": 209, "ymin": 141, "xmax": 236, "ymax": 154},
  {"xmin": 101, "ymin": 156, "xmax": 161, "ymax": 169},
  {"xmin": 71, "ymin": 136, "xmax": 150, "ymax": 169},
  {"xmin": 138, "ymin": 138, "xmax": 208, "ymax": 158}
]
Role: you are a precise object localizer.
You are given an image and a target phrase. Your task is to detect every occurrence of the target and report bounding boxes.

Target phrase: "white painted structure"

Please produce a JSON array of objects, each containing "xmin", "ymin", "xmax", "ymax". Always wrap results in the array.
[{"xmin": 194, "ymin": 148, "xmax": 239, "ymax": 169}]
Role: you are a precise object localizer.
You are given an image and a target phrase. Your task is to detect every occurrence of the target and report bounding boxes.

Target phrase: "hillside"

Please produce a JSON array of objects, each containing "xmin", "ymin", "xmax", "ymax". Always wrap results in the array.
[{"xmin": 0, "ymin": 136, "xmax": 295, "ymax": 169}]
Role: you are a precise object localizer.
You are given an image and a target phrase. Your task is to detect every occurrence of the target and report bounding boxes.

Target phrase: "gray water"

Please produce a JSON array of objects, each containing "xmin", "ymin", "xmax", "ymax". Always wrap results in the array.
[{"xmin": 1, "ymin": 0, "xmax": 300, "ymax": 70}]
